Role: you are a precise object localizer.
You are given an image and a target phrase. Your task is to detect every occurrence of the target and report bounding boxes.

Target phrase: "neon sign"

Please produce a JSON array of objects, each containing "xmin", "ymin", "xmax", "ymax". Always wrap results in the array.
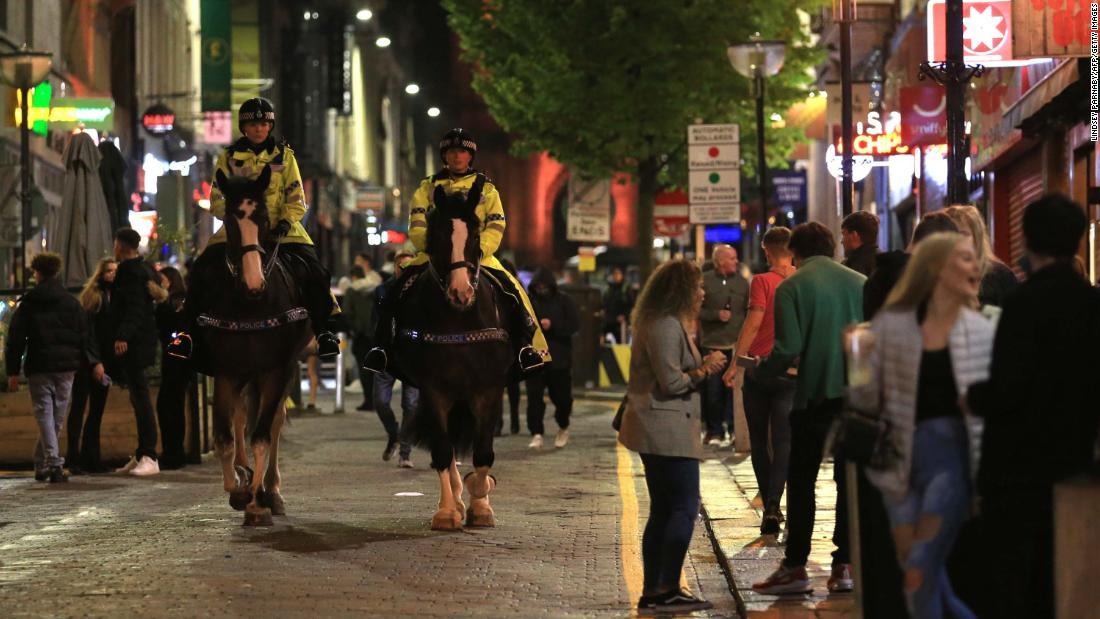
[
  {"xmin": 142, "ymin": 103, "xmax": 175, "ymax": 135},
  {"xmin": 834, "ymin": 111, "xmax": 911, "ymax": 157},
  {"xmin": 12, "ymin": 82, "xmax": 115, "ymax": 133}
]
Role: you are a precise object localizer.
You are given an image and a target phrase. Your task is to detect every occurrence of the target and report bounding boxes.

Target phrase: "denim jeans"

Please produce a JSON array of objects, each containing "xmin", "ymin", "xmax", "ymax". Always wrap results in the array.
[
  {"xmin": 884, "ymin": 416, "xmax": 976, "ymax": 619},
  {"xmin": 30, "ymin": 372, "xmax": 76, "ymax": 470},
  {"xmin": 701, "ymin": 347, "xmax": 733, "ymax": 438},
  {"xmin": 784, "ymin": 398, "xmax": 849, "ymax": 567},
  {"xmin": 639, "ymin": 453, "xmax": 700, "ymax": 594},
  {"xmin": 742, "ymin": 369, "xmax": 794, "ymax": 507},
  {"xmin": 373, "ymin": 373, "xmax": 418, "ymax": 459}
]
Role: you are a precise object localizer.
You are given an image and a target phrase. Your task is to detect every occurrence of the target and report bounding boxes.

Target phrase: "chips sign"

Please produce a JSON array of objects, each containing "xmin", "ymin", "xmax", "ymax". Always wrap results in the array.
[
  {"xmin": 567, "ymin": 176, "xmax": 611, "ymax": 243},
  {"xmin": 687, "ymin": 124, "xmax": 741, "ymax": 224}
]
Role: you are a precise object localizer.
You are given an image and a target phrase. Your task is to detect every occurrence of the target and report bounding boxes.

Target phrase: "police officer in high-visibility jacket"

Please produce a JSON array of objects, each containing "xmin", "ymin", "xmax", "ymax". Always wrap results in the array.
[
  {"xmin": 363, "ymin": 128, "xmax": 549, "ymax": 377},
  {"xmin": 167, "ymin": 98, "xmax": 340, "ymax": 362}
]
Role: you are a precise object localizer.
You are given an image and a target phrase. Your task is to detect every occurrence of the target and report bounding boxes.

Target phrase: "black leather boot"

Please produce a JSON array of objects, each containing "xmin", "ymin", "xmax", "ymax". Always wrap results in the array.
[
  {"xmin": 166, "ymin": 333, "xmax": 193, "ymax": 360},
  {"xmin": 362, "ymin": 347, "xmax": 388, "ymax": 374},
  {"xmin": 316, "ymin": 330, "xmax": 340, "ymax": 359}
]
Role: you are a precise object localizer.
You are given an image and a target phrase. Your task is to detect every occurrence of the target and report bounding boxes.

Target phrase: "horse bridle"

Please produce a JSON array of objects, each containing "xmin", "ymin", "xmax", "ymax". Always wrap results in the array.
[
  {"xmin": 224, "ymin": 238, "xmax": 282, "ymax": 283},
  {"xmin": 427, "ymin": 256, "xmax": 481, "ymax": 293}
]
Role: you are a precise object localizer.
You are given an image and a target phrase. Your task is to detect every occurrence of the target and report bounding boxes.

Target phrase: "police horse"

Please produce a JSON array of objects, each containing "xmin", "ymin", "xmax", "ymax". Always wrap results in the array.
[
  {"xmin": 201, "ymin": 166, "xmax": 312, "ymax": 526},
  {"xmin": 391, "ymin": 177, "xmax": 514, "ymax": 530}
]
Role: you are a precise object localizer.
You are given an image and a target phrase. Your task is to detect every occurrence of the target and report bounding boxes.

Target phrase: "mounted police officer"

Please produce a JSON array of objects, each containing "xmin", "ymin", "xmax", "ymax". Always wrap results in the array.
[
  {"xmin": 168, "ymin": 97, "xmax": 340, "ymax": 362},
  {"xmin": 363, "ymin": 128, "xmax": 548, "ymax": 377}
]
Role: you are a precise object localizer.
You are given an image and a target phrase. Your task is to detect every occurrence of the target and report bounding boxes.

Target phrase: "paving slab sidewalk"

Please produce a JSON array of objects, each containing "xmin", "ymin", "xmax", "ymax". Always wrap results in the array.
[{"xmin": 700, "ymin": 451, "xmax": 858, "ymax": 618}]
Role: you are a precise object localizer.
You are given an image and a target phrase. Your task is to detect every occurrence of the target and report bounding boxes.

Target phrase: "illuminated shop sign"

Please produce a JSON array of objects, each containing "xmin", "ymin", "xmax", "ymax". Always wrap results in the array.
[
  {"xmin": 12, "ymin": 82, "xmax": 115, "ymax": 133},
  {"xmin": 142, "ymin": 103, "xmax": 176, "ymax": 135},
  {"xmin": 833, "ymin": 111, "xmax": 910, "ymax": 157}
]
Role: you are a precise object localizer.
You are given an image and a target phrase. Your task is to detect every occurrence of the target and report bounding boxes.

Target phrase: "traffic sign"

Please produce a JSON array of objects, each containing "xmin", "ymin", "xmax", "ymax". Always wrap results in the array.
[
  {"xmin": 688, "ymin": 123, "xmax": 741, "ymax": 224},
  {"xmin": 567, "ymin": 176, "xmax": 611, "ymax": 243}
]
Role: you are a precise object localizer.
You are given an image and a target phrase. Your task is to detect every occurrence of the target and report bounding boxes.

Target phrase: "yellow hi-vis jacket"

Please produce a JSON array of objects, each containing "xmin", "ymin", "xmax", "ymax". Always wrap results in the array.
[{"xmin": 207, "ymin": 139, "xmax": 312, "ymax": 246}]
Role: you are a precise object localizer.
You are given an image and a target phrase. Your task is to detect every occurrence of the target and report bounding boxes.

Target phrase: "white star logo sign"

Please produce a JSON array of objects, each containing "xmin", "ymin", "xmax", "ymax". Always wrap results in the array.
[{"xmin": 962, "ymin": 5, "xmax": 1006, "ymax": 53}]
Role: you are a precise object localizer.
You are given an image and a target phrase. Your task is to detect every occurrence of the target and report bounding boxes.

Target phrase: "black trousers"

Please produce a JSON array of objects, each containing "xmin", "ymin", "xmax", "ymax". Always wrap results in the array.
[
  {"xmin": 66, "ymin": 363, "xmax": 110, "ymax": 467},
  {"xmin": 156, "ymin": 354, "xmax": 190, "ymax": 465},
  {"xmin": 980, "ymin": 487, "xmax": 1054, "ymax": 619},
  {"xmin": 121, "ymin": 356, "xmax": 158, "ymax": 460},
  {"xmin": 525, "ymin": 367, "xmax": 573, "ymax": 436},
  {"xmin": 784, "ymin": 398, "xmax": 849, "ymax": 567},
  {"xmin": 350, "ymin": 333, "xmax": 374, "ymax": 408},
  {"xmin": 857, "ymin": 466, "xmax": 909, "ymax": 617}
]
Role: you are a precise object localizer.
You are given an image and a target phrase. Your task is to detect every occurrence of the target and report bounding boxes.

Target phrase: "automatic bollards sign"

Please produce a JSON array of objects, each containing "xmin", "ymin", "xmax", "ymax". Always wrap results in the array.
[{"xmin": 687, "ymin": 124, "xmax": 741, "ymax": 224}]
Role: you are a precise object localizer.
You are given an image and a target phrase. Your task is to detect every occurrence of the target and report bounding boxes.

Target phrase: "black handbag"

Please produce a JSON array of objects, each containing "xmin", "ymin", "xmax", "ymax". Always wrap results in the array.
[
  {"xmin": 611, "ymin": 394, "xmax": 628, "ymax": 431},
  {"xmin": 831, "ymin": 407, "xmax": 893, "ymax": 469}
]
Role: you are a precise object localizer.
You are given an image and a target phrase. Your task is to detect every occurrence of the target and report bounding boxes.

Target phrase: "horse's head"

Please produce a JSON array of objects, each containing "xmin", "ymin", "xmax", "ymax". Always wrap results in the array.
[
  {"xmin": 426, "ymin": 175, "xmax": 485, "ymax": 310},
  {"xmin": 215, "ymin": 165, "xmax": 272, "ymax": 296}
]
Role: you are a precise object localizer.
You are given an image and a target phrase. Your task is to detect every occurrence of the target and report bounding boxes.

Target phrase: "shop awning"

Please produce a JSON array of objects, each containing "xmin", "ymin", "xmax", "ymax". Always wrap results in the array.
[{"xmin": 1003, "ymin": 58, "xmax": 1079, "ymax": 130}]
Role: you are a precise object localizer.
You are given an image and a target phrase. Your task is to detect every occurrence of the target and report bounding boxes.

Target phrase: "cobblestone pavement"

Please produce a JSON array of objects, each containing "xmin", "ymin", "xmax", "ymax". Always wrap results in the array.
[
  {"xmin": 700, "ymin": 451, "xmax": 857, "ymax": 618},
  {"xmin": 0, "ymin": 397, "xmax": 738, "ymax": 618}
]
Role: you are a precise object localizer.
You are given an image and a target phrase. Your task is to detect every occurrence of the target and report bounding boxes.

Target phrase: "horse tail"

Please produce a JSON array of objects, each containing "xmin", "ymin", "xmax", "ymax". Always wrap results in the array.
[{"xmin": 409, "ymin": 399, "xmax": 480, "ymax": 459}]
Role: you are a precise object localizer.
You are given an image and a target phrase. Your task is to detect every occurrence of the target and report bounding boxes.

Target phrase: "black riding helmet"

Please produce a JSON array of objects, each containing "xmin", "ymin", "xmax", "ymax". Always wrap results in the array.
[
  {"xmin": 439, "ymin": 128, "xmax": 477, "ymax": 163},
  {"xmin": 238, "ymin": 97, "xmax": 276, "ymax": 134}
]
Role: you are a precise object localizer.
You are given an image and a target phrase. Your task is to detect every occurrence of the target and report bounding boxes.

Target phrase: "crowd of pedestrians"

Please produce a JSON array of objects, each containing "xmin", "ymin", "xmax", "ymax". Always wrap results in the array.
[{"xmin": 617, "ymin": 192, "xmax": 1099, "ymax": 617}]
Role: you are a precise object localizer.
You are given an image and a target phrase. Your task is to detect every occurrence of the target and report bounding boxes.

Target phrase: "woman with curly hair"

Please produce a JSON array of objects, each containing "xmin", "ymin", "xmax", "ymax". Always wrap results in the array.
[
  {"xmin": 67, "ymin": 258, "xmax": 117, "ymax": 474},
  {"xmin": 617, "ymin": 260, "xmax": 726, "ymax": 615}
]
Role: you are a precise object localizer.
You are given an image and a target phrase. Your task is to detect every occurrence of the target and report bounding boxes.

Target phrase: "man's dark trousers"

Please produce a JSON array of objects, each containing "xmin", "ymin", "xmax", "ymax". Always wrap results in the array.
[
  {"xmin": 121, "ymin": 355, "xmax": 158, "ymax": 460},
  {"xmin": 701, "ymin": 347, "xmax": 733, "ymax": 439},
  {"xmin": 784, "ymin": 398, "xmax": 849, "ymax": 567},
  {"xmin": 525, "ymin": 367, "xmax": 572, "ymax": 435}
]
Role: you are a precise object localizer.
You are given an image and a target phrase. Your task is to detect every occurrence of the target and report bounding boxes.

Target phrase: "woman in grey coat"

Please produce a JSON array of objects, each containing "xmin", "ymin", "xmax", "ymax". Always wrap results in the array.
[
  {"xmin": 618, "ymin": 260, "xmax": 726, "ymax": 615},
  {"xmin": 850, "ymin": 233, "xmax": 994, "ymax": 619}
]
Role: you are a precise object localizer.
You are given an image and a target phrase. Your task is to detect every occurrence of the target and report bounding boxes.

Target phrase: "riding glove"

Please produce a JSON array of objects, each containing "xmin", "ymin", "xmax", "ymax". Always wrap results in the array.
[{"xmin": 272, "ymin": 219, "xmax": 292, "ymax": 238}]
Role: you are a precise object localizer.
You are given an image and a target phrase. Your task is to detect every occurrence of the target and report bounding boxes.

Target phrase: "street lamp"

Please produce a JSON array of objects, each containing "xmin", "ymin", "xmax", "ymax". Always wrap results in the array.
[
  {"xmin": 0, "ymin": 44, "xmax": 52, "ymax": 289},
  {"xmin": 728, "ymin": 35, "xmax": 785, "ymax": 263}
]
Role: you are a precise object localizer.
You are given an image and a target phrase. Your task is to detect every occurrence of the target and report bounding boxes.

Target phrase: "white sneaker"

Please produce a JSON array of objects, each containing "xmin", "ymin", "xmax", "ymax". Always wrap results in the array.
[
  {"xmin": 398, "ymin": 457, "xmax": 414, "ymax": 469},
  {"xmin": 528, "ymin": 434, "xmax": 543, "ymax": 450},
  {"xmin": 129, "ymin": 456, "xmax": 160, "ymax": 477},
  {"xmin": 554, "ymin": 429, "xmax": 570, "ymax": 448},
  {"xmin": 115, "ymin": 456, "xmax": 138, "ymax": 474}
]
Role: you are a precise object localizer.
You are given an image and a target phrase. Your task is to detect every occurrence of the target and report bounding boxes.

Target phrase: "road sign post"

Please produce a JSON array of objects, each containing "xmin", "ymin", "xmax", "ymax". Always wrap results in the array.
[{"xmin": 688, "ymin": 124, "xmax": 741, "ymax": 225}]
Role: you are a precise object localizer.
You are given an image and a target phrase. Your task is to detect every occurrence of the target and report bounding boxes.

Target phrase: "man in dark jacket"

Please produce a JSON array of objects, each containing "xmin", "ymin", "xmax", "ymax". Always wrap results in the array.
[
  {"xmin": 601, "ymin": 266, "xmax": 633, "ymax": 343},
  {"xmin": 863, "ymin": 211, "xmax": 959, "ymax": 319},
  {"xmin": 525, "ymin": 268, "xmax": 580, "ymax": 450},
  {"xmin": 5, "ymin": 253, "xmax": 103, "ymax": 483},
  {"xmin": 108, "ymin": 228, "xmax": 161, "ymax": 477},
  {"xmin": 840, "ymin": 211, "xmax": 880, "ymax": 277},
  {"xmin": 966, "ymin": 193, "xmax": 1100, "ymax": 619},
  {"xmin": 699, "ymin": 244, "xmax": 748, "ymax": 444}
]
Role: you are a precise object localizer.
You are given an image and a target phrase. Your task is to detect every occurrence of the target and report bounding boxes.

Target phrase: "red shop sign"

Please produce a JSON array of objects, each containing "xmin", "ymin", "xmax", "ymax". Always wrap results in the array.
[
  {"xmin": 900, "ymin": 86, "xmax": 947, "ymax": 147},
  {"xmin": 927, "ymin": 0, "xmax": 1020, "ymax": 67}
]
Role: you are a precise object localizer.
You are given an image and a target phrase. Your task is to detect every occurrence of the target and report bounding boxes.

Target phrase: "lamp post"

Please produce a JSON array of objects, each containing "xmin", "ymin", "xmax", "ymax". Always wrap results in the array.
[
  {"xmin": 834, "ymin": 0, "xmax": 857, "ymax": 217},
  {"xmin": 728, "ymin": 35, "xmax": 786, "ymax": 264},
  {"xmin": 0, "ymin": 44, "xmax": 53, "ymax": 289}
]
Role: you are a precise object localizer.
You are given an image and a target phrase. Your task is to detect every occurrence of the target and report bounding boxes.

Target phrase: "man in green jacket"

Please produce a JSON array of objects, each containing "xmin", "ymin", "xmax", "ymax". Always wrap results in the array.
[{"xmin": 751, "ymin": 222, "xmax": 865, "ymax": 596}]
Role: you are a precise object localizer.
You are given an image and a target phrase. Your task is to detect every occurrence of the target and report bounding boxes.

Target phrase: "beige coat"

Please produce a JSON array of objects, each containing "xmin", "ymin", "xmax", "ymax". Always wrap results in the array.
[{"xmin": 618, "ymin": 315, "xmax": 705, "ymax": 460}]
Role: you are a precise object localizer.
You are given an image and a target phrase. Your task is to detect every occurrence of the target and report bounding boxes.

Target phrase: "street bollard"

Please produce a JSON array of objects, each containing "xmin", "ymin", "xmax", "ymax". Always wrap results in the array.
[{"xmin": 332, "ymin": 332, "xmax": 346, "ymax": 414}]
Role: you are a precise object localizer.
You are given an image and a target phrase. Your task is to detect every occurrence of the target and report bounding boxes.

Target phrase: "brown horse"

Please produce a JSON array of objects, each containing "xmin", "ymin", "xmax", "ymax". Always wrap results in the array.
[
  {"xmin": 201, "ymin": 166, "xmax": 312, "ymax": 526},
  {"xmin": 391, "ymin": 176, "xmax": 514, "ymax": 530}
]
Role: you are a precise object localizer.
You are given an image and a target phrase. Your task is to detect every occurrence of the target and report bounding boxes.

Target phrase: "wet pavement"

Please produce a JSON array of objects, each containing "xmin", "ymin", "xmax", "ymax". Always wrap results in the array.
[{"xmin": 0, "ymin": 397, "xmax": 738, "ymax": 618}]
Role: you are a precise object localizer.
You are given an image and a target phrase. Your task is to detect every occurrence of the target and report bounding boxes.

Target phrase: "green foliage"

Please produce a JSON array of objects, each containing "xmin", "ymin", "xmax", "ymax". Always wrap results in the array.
[{"xmin": 443, "ymin": 0, "xmax": 825, "ymax": 186}]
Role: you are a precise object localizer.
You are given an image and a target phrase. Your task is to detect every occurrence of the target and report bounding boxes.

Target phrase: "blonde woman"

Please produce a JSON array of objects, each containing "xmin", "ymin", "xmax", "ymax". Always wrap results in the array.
[
  {"xmin": 67, "ymin": 258, "xmax": 117, "ymax": 473},
  {"xmin": 618, "ymin": 260, "xmax": 725, "ymax": 615},
  {"xmin": 851, "ymin": 233, "xmax": 995, "ymax": 619},
  {"xmin": 944, "ymin": 205, "xmax": 1018, "ymax": 307}
]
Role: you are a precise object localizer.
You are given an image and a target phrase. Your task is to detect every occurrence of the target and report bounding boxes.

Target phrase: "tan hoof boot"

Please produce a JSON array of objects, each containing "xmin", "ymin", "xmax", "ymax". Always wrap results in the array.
[
  {"xmin": 243, "ymin": 506, "xmax": 273, "ymax": 527},
  {"xmin": 430, "ymin": 508, "xmax": 463, "ymax": 531},
  {"xmin": 464, "ymin": 472, "xmax": 497, "ymax": 528}
]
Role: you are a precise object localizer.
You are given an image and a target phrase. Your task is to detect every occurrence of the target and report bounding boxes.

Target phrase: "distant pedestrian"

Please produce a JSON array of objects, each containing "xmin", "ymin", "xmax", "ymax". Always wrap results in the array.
[
  {"xmin": 67, "ymin": 258, "xmax": 117, "ymax": 474},
  {"xmin": 371, "ymin": 253, "xmax": 418, "ymax": 468},
  {"xmin": 698, "ymin": 244, "xmax": 748, "ymax": 445},
  {"xmin": 155, "ymin": 266, "xmax": 190, "ymax": 469},
  {"xmin": 944, "ymin": 204, "xmax": 1018, "ymax": 307},
  {"xmin": 343, "ymin": 263, "xmax": 382, "ymax": 411},
  {"xmin": 752, "ymin": 222, "xmax": 864, "ymax": 595},
  {"xmin": 723, "ymin": 227, "xmax": 796, "ymax": 534},
  {"xmin": 109, "ymin": 228, "xmax": 161, "ymax": 477},
  {"xmin": 337, "ymin": 252, "xmax": 383, "ymax": 295},
  {"xmin": 498, "ymin": 258, "xmax": 522, "ymax": 435},
  {"xmin": 852, "ymin": 232, "xmax": 994, "ymax": 619},
  {"xmin": 602, "ymin": 266, "xmax": 634, "ymax": 343},
  {"xmin": 5, "ymin": 253, "xmax": 102, "ymax": 483},
  {"xmin": 840, "ymin": 210, "xmax": 880, "ymax": 277},
  {"xmin": 524, "ymin": 268, "xmax": 580, "ymax": 450},
  {"xmin": 618, "ymin": 260, "xmax": 724, "ymax": 615},
  {"xmin": 966, "ymin": 194, "xmax": 1100, "ymax": 619},
  {"xmin": 864, "ymin": 211, "xmax": 959, "ymax": 320}
]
